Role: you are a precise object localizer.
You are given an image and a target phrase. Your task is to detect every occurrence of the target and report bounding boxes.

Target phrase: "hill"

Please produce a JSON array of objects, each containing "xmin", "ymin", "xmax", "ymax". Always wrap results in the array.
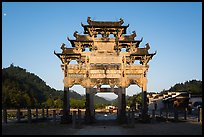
[
  {"xmin": 2, "ymin": 64, "xmax": 111, "ymax": 109},
  {"xmin": 168, "ymin": 79, "xmax": 202, "ymax": 94}
]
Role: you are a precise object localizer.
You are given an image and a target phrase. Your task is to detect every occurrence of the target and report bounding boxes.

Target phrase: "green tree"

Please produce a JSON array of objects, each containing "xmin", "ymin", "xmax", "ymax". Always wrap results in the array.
[
  {"xmin": 23, "ymin": 93, "xmax": 32, "ymax": 108},
  {"xmin": 46, "ymin": 98, "xmax": 54, "ymax": 108},
  {"xmin": 2, "ymin": 64, "xmax": 112, "ymax": 109},
  {"xmin": 70, "ymin": 98, "xmax": 85, "ymax": 109},
  {"xmin": 95, "ymin": 103, "xmax": 106, "ymax": 109},
  {"xmin": 54, "ymin": 99, "xmax": 63, "ymax": 108},
  {"xmin": 135, "ymin": 93, "xmax": 142, "ymax": 104}
]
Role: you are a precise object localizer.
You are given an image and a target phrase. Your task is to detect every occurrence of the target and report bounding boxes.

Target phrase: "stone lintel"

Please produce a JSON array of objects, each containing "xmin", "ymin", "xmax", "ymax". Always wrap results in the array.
[{"xmin": 99, "ymin": 88, "xmax": 119, "ymax": 92}]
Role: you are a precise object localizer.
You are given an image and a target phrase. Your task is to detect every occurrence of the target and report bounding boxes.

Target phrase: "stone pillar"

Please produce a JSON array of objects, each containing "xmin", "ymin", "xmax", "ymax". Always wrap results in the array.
[
  {"xmin": 85, "ymin": 88, "xmax": 95, "ymax": 123},
  {"xmin": 42, "ymin": 108, "xmax": 45, "ymax": 119},
  {"xmin": 117, "ymin": 89, "xmax": 121, "ymax": 117},
  {"xmin": 46, "ymin": 107, "xmax": 49, "ymax": 118},
  {"xmin": 118, "ymin": 87, "xmax": 126, "ymax": 123},
  {"xmin": 90, "ymin": 89, "xmax": 95, "ymax": 119},
  {"xmin": 113, "ymin": 90, "xmax": 119, "ymax": 118},
  {"xmin": 127, "ymin": 109, "xmax": 131, "ymax": 125},
  {"xmin": 61, "ymin": 87, "xmax": 72, "ymax": 123},
  {"xmin": 121, "ymin": 88, "xmax": 126, "ymax": 122},
  {"xmin": 3, "ymin": 108, "xmax": 7, "ymax": 124},
  {"xmin": 152, "ymin": 109, "xmax": 155, "ymax": 120},
  {"xmin": 141, "ymin": 79, "xmax": 149, "ymax": 122},
  {"xmin": 16, "ymin": 108, "xmax": 21, "ymax": 122},
  {"xmin": 184, "ymin": 108, "xmax": 187, "ymax": 120},
  {"xmin": 141, "ymin": 91, "xmax": 148, "ymax": 119},
  {"xmin": 85, "ymin": 88, "xmax": 91, "ymax": 123},
  {"xmin": 199, "ymin": 107, "xmax": 202, "ymax": 124},
  {"xmin": 72, "ymin": 111, "xmax": 77, "ymax": 128},
  {"xmin": 27, "ymin": 108, "xmax": 32, "ymax": 123},
  {"xmin": 127, "ymin": 109, "xmax": 134, "ymax": 127},
  {"xmin": 36, "ymin": 108, "xmax": 38, "ymax": 120},
  {"xmin": 78, "ymin": 109, "xmax": 81, "ymax": 128},
  {"xmin": 117, "ymin": 89, "xmax": 122, "ymax": 120},
  {"xmin": 131, "ymin": 109, "xmax": 135, "ymax": 126},
  {"xmin": 117, "ymin": 108, "xmax": 119, "ymax": 118},
  {"xmin": 198, "ymin": 107, "xmax": 202, "ymax": 123},
  {"xmin": 53, "ymin": 110, "xmax": 56, "ymax": 123}
]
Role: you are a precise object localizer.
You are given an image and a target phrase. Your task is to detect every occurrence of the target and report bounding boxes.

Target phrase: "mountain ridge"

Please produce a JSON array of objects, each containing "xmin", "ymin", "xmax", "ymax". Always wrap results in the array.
[{"xmin": 2, "ymin": 64, "xmax": 111, "ymax": 108}]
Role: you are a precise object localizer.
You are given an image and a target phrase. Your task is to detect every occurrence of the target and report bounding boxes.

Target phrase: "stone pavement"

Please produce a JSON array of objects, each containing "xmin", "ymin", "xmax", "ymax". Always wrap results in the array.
[
  {"xmin": 2, "ymin": 120, "xmax": 202, "ymax": 135},
  {"xmin": 74, "ymin": 125, "xmax": 123, "ymax": 135},
  {"xmin": 2, "ymin": 112, "xmax": 202, "ymax": 135}
]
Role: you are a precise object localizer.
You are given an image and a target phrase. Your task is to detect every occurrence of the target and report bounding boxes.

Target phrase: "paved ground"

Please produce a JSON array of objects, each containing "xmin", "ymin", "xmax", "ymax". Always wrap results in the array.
[
  {"xmin": 2, "ymin": 120, "xmax": 202, "ymax": 135},
  {"xmin": 2, "ymin": 113, "xmax": 202, "ymax": 135},
  {"xmin": 74, "ymin": 121, "xmax": 202, "ymax": 135}
]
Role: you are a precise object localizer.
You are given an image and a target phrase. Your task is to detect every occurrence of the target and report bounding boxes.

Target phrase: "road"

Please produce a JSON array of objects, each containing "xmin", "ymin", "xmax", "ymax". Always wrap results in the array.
[{"xmin": 2, "ymin": 112, "xmax": 202, "ymax": 135}]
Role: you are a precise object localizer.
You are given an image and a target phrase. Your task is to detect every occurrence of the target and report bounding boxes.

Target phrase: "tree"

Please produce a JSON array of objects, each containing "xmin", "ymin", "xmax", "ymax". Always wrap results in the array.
[
  {"xmin": 126, "ymin": 96, "xmax": 134, "ymax": 107},
  {"xmin": 2, "ymin": 64, "xmax": 112, "ymax": 109},
  {"xmin": 70, "ymin": 98, "xmax": 85, "ymax": 109},
  {"xmin": 23, "ymin": 93, "xmax": 32, "ymax": 108},
  {"xmin": 95, "ymin": 103, "xmax": 106, "ymax": 109},
  {"xmin": 54, "ymin": 99, "xmax": 63, "ymax": 108},
  {"xmin": 168, "ymin": 79, "xmax": 202, "ymax": 94},
  {"xmin": 46, "ymin": 98, "xmax": 54, "ymax": 108},
  {"xmin": 135, "ymin": 93, "xmax": 142, "ymax": 104}
]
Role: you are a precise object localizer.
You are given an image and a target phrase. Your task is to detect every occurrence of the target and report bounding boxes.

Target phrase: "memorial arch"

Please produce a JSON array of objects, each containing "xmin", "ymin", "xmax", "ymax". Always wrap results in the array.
[{"xmin": 54, "ymin": 17, "xmax": 156, "ymax": 123}]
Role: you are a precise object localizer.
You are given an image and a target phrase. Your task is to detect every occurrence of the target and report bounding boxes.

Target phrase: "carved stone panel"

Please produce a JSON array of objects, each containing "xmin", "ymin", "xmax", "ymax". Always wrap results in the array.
[{"xmin": 55, "ymin": 17, "xmax": 156, "ymax": 89}]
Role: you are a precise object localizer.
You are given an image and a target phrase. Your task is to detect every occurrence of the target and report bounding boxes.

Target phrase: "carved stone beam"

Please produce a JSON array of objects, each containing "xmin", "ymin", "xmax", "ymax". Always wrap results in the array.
[
  {"xmin": 61, "ymin": 43, "xmax": 66, "ymax": 52},
  {"xmin": 119, "ymin": 18, "xmax": 124, "ymax": 25},
  {"xmin": 140, "ymin": 55, "xmax": 152, "ymax": 66},
  {"xmin": 87, "ymin": 16, "xmax": 92, "ymax": 25},
  {"xmin": 135, "ymin": 78, "xmax": 143, "ymax": 88}
]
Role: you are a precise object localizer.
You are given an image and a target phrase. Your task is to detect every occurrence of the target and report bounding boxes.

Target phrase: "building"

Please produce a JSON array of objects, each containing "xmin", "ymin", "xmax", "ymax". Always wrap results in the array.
[
  {"xmin": 147, "ymin": 91, "xmax": 190, "ymax": 111},
  {"xmin": 189, "ymin": 93, "xmax": 202, "ymax": 109}
]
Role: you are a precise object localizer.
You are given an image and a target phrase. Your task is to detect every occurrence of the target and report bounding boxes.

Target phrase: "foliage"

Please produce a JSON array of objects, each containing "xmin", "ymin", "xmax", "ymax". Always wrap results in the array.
[
  {"xmin": 46, "ymin": 98, "xmax": 55, "ymax": 108},
  {"xmin": 126, "ymin": 93, "xmax": 142, "ymax": 107},
  {"xmin": 70, "ymin": 98, "xmax": 85, "ymax": 109},
  {"xmin": 2, "ymin": 64, "xmax": 51, "ymax": 108},
  {"xmin": 2, "ymin": 64, "xmax": 112, "ymax": 109},
  {"xmin": 168, "ymin": 79, "xmax": 202, "ymax": 94},
  {"xmin": 54, "ymin": 99, "xmax": 63, "ymax": 108},
  {"xmin": 94, "ymin": 103, "xmax": 106, "ymax": 109}
]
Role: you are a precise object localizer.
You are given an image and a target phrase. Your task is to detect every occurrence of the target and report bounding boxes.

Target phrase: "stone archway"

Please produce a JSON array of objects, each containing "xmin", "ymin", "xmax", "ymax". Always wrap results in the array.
[{"xmin": 54, "ymin": 17, "xmax": 156, "ymax": 124}]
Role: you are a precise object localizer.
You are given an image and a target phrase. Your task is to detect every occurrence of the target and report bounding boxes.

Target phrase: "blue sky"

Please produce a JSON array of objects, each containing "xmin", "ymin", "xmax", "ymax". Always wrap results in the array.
[{"xmin": 2, "ymin": 2, "xmax": 202, "ymax": 100}]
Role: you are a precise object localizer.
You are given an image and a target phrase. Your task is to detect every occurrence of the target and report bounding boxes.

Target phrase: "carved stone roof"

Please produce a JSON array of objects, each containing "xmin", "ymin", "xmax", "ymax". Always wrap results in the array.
[
  {"xmin": 54, "ymin": 17, "xmax": 156, "ymax": 88},
  {"xmin": 130, "ymin": 52, "xmax": 156, "ymax": 57},
  {"xmin": 86, "ymin": 17, "xmax": 124, "ymax": 27},
  {"xmin": 81, "ymin": 17, "xmax": 129, "ymax": 35}
]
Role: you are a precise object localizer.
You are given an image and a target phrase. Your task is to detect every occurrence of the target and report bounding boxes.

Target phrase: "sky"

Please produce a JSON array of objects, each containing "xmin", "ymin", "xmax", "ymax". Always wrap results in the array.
[{"xmin": 2, "ymin": 2, "xmax": 202, "ymax": 100}]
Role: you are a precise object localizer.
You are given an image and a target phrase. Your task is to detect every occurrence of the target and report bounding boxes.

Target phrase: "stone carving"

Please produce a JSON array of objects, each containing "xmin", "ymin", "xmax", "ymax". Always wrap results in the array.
[
  {"xmin": 61, "ymin": 43, "xmax": 75, "ymax": 54},
  {"xmin": 87, "ymin": 17, "xmax": 124, "ymax": 26},
  {"xmin": 55, "ymin": 17, "xmax": 156, "ymax": 88},
  {"xmin": 73, "ymin": 31, "xmax": 92, "ymax": 41},
  {"xmin": 55, "ymin": 17, "xmax": 156, "ymax": 122},
  {"xmin": 120, "ymin": 31, "xmax": 136, "ymax": 41}
]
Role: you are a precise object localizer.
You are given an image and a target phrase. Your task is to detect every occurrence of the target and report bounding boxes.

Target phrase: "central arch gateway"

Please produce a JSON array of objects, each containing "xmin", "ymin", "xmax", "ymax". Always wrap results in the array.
[{"xmin": 54, "ymin": 17, "xmax": 156, "ymax": 123}]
